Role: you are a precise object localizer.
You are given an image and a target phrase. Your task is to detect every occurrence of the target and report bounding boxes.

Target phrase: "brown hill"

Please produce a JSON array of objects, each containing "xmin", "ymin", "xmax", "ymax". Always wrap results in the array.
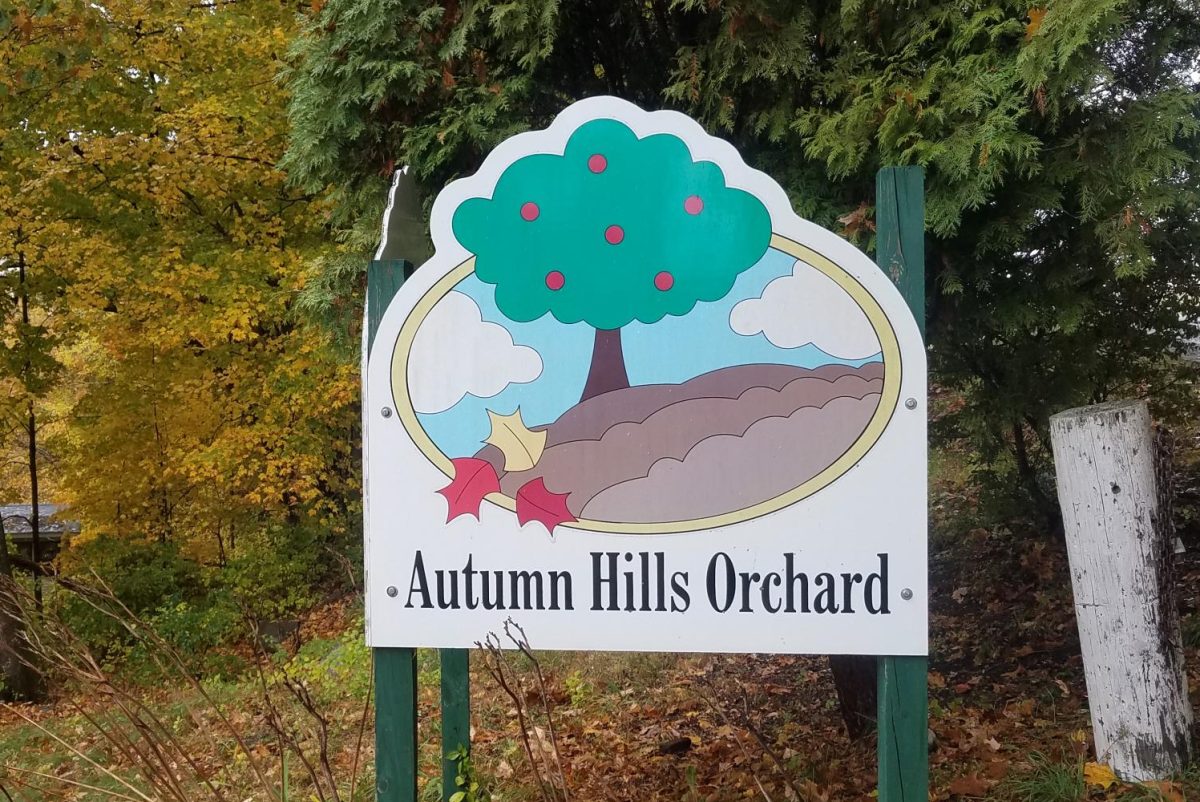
[{"xmin": 476, "ymin": 362, "xmax": 883, "ymax": 525}]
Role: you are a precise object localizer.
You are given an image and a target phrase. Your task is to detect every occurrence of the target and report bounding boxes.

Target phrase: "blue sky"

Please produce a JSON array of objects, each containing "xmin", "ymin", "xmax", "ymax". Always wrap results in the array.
[{"xmin": 416, "ymin": 247, "xmax": 882, "ymax": 458}]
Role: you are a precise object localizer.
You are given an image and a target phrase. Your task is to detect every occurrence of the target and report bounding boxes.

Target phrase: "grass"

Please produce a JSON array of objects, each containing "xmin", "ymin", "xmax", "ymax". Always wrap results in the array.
[{"xmin": 1002, "ymin": 753, "xmax": 1085, "ymax": 802}]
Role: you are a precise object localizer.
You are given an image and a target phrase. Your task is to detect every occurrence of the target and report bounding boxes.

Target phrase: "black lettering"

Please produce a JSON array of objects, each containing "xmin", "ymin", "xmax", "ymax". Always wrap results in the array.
[
  {"xmin": 761, "ymin": 572, "xmax": 782, "ymax": 613},
  {"xmin": 784, "ymin": 553, "xmax": 809, "ymax": 613},
  {"xmin": 865, "ymin": 553, "xmax": 890, "ymax": 614},
  {"xmin": 436, "ymin": 569, "xmax": 459, "ymax": 609},
  {"xmin": 592, "ymin": 552, "xmax": 619, "ymax": 611},
  {"xmin": 707, "ymin": 552, "xmax": 736, "ymax": 613},
  {"xmin": 739, "ymin": 572, "xmax": 760, "ymax": 612},
  {"xmin": 670, "ymin": 571, "xmax": 690, "ymax": 612},
  {"xmin": 655, "ymin": 552, "xmax": 667, "ymax": 612},
  {"xmin": 481, "ymin": 570, "xmax": 504, "ymax": 610},
  {"xmin": 464, "ymin": 555, "xmax": 478, "ymax": 610},
  {"xmin": 813, "ymin": 573, "xmax": 838, "ymax": 613},
  {"xmin": 623, "ymin": 552, "xmax": 635, "ymax": 612},
  {"xmin": 639, "ymin": 552, "xmax": 652, "ymax": 611},
  {"xmin": 510, "ymin": 571, "xmax": 543, "ymax": 610},
  {"xmin": 841, "ymin": 573, "xmax": 863, "ymax": 613},
  {"xmin": 405, "ymin": 550, "xmax": 432, "ymax": 609},
  {"xmin": 548, "ymin": 571, "xmax": 573, "ymax": 610}
]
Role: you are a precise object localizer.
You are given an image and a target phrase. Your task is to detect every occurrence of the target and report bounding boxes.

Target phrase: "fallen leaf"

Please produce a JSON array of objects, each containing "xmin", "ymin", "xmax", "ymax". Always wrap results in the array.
[
  {"xmin": 948, "ymin": 775, "xmax": 989, "ymax": 797},
  {"xmin": 437, "ymin": 457, "xmax": 500, "ymax": 522},
  {"xmin": 837, "ymin": 201, "xmax": 875, "ymax": 238},
  {"xmin": 1141, "ymin": 780, "xmax": 1183, "ymax": 802},
  {"xmin": 515, "ymin": 478, "xmax": 575, "ymax": 533},
  {"xmin": 1026, "ymin": 7, "xmax": 1047, "ymax": 39},
  {"xmin": 1083, "ymin": 762, "xmax": 1117, "ymax": 790},
  {"xmin": 484, "ymin": 408, "xmax": 546, "ymax": 471}
]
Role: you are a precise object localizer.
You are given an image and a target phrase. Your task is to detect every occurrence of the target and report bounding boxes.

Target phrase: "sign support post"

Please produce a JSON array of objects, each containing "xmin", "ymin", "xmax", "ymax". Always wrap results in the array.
[
  {"xmin": 440, "ymin": 649, "xmax": 470, "ymax": 798},
  {"xmin": 368, "ymin": 258, "xmax": 419, "ymax": 802},
  {"xmin": 874, "ymin": 166, "xmax": 929, "ymax": 802}
]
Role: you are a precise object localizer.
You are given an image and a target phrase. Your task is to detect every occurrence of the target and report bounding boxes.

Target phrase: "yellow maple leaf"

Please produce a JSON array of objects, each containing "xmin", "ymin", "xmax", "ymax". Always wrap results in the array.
[
  {"xmin": 484, "ymin": 409, "xmax": 547, "ymax": 472},
  {"xmin": 1083, "ymin": 762, "xmax": 1118, "ymax": 790}
]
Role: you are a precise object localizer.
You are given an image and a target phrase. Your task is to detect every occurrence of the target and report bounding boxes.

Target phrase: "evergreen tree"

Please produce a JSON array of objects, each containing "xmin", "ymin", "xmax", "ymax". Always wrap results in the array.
[{"xmin": 283, "ymin": 0, "xmax": 1200, "ymax": 529}]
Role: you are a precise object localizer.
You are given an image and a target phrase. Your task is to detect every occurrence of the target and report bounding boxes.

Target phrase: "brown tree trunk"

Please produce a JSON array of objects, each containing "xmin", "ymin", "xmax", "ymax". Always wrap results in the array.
[
  {"xmin": 26, "ymin": 403, "xmax": 41, "ymax": 610},
  {"xmin": 829, "ymin": 655, "xmax": 877, "ymax": 740},
  {"xmin": 580, "ymin": 327, "xmax": 630, "ymax": 402},
  {"xmin": 0, "ymin": 518, "xmax": 43, "ymax": 701},
  {"xmin": 18, "ymin": 252, "xmax": 42, "ymax": 611}
]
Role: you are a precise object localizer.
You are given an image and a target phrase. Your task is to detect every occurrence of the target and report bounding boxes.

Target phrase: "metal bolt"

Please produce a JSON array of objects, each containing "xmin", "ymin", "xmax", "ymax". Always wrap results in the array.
[
  {"xmin": 386, "ymin": 586, "xmax": 398, "ymax": 597},
  {"xmin": 904, "ymin": 398, "xmax": 918, "ymax": 410},
  {"xmin": 381, "ymin": 407, "xmax": 393, "ymax": 418},
  {"xmin": 900, "ymin": 588, "xmax": 914, "ymax": 601}
]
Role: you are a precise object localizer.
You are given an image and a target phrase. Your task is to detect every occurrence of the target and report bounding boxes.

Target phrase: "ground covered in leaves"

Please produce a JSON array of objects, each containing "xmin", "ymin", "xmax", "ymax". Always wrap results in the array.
[{"xmin": 2, "ymin": 431, "xmax": 1200, "ymax": 801}]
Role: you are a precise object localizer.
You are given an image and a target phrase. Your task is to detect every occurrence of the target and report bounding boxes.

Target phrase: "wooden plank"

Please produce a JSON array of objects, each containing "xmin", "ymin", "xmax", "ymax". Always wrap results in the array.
[
  {"xmin": 368, "ymin": 259, "xmax": 418, "ymax": 802},
  {"xmin": 374, "ymin": 648, "xmax": 418, "ymax": 802},
  {"xmin": 875, "ymin": 167, "xmax": 925, "ymax": 340},
  {"xmin": 874, "ymin": 166, "xmax": 929, "ymax": 802},
  {"xmin": 440, "ymin": 649, "xmax": 471, "ymax": 800},
  {"xmin": 1049, "ymin": 401, "xmax": 1192, "ymax": 779}
]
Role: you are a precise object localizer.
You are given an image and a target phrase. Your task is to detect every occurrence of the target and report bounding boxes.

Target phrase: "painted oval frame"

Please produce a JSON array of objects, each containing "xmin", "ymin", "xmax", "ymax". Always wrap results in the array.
[{"xmin": 390, "ymin": 232, "xmax": 902, "ymax": 534}]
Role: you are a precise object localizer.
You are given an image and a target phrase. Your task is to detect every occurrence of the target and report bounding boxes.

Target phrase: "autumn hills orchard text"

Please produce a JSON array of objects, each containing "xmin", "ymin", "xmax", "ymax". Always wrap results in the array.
[{"xmin": 403, "ymin": 551, "xmax": 894, "ymax": 615}]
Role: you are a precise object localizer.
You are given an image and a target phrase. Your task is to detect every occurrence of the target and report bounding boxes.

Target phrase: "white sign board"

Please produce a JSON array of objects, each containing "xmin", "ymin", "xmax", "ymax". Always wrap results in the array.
[{"xmin": 365, "ymin": 97, "xmax": 927, "ymax": 655}]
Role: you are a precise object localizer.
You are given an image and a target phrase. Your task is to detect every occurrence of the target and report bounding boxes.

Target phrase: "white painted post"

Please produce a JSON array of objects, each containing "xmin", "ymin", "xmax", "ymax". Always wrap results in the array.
[{"xmin": 1049, "ymin": 400, "xmax": 1193, "ymax": 781}]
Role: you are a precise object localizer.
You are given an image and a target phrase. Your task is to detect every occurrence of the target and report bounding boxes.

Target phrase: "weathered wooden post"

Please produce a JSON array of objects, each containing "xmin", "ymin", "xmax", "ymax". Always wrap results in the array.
[
  {"xmin": 1049, "ymin": 400, "xmax": 1193, "ymax": 780},
  {"xmin": 875, "ymin": 166, "xmax": 928, "ymax": 802}
]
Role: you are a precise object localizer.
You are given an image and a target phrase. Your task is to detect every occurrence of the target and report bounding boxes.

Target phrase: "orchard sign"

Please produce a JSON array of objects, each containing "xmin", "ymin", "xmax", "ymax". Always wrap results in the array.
[{"xmin": 365, "ymin": 97, "xmax": 927, "ymax": 655}]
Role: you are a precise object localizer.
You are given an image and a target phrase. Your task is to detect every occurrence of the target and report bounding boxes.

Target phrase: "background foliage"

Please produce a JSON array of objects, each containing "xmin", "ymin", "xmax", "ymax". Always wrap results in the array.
[
  {"xmin": 0, "ymin": 0, "xmax": 359, "ymax": 551},
  {"xmin": 285, "ymin": 0, "xmax": 1200, "ymax": 528}
]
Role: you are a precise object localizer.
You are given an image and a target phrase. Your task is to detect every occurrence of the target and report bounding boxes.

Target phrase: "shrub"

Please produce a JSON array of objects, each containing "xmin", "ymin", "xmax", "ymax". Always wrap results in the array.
[{"xmin": 55, "ymin": 536, "xmax": 205, "ymax": 658}]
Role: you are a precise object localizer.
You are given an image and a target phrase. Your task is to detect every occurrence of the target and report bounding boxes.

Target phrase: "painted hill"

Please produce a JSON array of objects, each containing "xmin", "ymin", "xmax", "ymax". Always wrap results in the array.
[{"xmin": 476, "ymin": 362, "xmax": 884, "ymax": 525}]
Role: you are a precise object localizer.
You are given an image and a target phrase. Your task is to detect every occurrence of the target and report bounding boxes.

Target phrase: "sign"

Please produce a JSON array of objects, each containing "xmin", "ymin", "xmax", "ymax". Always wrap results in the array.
[{"xmin": 365, "ymin": 97, "xmax": 926, "ymax": 655}]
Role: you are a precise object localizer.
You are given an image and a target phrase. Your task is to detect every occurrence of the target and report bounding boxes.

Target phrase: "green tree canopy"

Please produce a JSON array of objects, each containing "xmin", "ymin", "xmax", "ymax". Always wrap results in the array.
[
  {"xmin": 452, "ymin": 118, "xmax": 771, "ymax": 331},
  {"xmin": 283, "ymin": 0, "xmax": 1200, "ymax": 527}
]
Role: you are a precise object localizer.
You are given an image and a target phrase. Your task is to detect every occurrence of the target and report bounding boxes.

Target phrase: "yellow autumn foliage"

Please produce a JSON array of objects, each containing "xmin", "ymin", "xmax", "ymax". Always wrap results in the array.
[{"xmin": 0, "ymin": 0, "xmax": 358, "ymax": 561}]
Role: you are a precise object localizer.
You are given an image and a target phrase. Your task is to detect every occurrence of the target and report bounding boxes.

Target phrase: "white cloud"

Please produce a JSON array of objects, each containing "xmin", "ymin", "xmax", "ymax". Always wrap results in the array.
[
  {"xmin": 729, "ymin": 260, "xmax": 881, "ymax": 360},
  {"xmin": 408, "ymin": 292, "xmax": 543, "ymax": 414}
]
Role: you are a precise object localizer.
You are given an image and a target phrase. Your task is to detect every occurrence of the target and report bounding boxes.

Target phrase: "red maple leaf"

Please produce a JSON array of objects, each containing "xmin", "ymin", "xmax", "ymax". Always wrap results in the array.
[
  {"xmin": 437, "ymin": 457, "xmax": 500, "ymax": 522},
  {"xmin": 515, "ymin": 478, "xmax": 576, "ymax": 533}
]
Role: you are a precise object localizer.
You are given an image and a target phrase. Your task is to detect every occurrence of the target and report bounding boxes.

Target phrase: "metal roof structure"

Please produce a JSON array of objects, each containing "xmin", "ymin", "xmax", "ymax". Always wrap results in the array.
[{"xmin": 0, "ymin": 503, "xmax": 81, "ymax": 541}]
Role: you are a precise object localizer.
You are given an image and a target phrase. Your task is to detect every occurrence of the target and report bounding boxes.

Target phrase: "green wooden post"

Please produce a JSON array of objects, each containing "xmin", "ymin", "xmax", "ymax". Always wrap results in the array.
[
  {"xmin": 440, "ymin": 649, "xmax": 470, "ymax": 799},
  {"xmin": 874, "ymin": 166, "xmax": 929, "ymax": 802},
  {"xmin": 368, "ymin": 259, "xmax": 419, "ymax": 802}
]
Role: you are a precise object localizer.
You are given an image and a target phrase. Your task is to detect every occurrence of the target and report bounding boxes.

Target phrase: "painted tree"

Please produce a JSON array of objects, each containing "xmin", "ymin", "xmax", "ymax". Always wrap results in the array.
[{"xmin": 452, "ymin": 119, "xmax": 772, "ymax": 401}]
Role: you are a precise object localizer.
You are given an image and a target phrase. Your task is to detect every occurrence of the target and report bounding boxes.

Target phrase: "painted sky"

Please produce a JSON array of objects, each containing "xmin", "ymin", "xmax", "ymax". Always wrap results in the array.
[{"xmin": 415, "ymin": 247, "xmax": 883, "ymax": 458}]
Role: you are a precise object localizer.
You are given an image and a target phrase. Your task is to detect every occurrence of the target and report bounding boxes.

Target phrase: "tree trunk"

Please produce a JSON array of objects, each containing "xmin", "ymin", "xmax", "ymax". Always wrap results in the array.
[
  {"xmin": 580, "ymin": 327, "xmax": 630, "ymax": 402},
  {"xmin": 19, "ymin": 250, "xmax": 42, "ymax": 611},
  {"xmin": 0, "ymin": 518, "xmax": 43, "ymax": 701},
  {"xmin": 26, "ymin": 403, "xmax": 41, "ymax": 610},
  {"xmin": 1049, "ymin": 400, "xmax": 1192, "ymax": 780},
  {"xmin": 829, "ymin": 655, "xmax": 877, "ymax": 740}
]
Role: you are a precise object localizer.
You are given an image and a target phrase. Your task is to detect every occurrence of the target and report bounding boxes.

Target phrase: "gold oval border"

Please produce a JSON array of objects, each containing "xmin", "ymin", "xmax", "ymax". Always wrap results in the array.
[{"xmin": 391, "ymin": 233, "xmax": 902, "ymax": 534}]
